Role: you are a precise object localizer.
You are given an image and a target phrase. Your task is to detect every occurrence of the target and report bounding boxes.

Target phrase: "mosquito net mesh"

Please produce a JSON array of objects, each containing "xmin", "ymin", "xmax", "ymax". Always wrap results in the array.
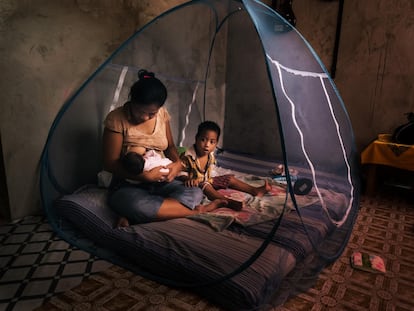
[{"xmin": 40, "ymin": 0, "xmax": 360, "ymax": 308}]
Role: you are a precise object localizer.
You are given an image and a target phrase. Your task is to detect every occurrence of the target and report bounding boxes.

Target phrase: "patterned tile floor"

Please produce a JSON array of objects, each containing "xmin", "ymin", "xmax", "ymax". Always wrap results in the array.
[
  {"xmin": 0, "ymin": 216, "xmax": 112, "ymax": 311},
  {"xmin": 1, "ymin": 187, "xmax": 412, "ymax": 311}
]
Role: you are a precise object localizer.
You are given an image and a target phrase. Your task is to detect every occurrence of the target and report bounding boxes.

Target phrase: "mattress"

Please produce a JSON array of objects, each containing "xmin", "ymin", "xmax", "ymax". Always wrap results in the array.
[{"xmin": 51, "ymin": 151, "xmax": 346, "ymax": 310}]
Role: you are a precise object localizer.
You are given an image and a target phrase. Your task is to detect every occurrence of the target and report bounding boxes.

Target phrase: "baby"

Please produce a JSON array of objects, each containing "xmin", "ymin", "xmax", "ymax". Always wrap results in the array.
[
  {"xmin": 122, "ymin": 147, "xmax": 172, "ymax": 176},
  {"xmin": 113, "ymin": 147, "xmax": 174, "ymax": 227}
]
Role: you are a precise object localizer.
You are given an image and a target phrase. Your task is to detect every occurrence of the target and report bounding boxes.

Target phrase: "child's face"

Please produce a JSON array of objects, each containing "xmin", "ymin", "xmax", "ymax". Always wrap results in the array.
[{"xmin": 195, "ymin": 130, "xmax": 218, "ymax": 156}]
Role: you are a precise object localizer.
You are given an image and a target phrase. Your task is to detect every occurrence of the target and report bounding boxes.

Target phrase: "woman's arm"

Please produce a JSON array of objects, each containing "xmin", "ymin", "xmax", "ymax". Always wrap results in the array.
[
  {"xmin": 102, "ymin": 128, "xmax": 164, "ymax": 182},
  {"xmin": 163, "ymin": 120, "xmax": 184, "ymax": 181},
  {"xmin": 164, "ymin": 120, "xmax": 180, "ymax": 161},
  {"xmin": 102, "ymin": 128, "xmax": 124, "ymax": 175}
]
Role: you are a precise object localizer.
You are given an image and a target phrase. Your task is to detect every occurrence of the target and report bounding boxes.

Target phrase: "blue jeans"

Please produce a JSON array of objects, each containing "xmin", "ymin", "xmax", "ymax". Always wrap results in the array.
[{"xmin": 108, "ymin": 179, "xmax": 203, "ymax": 224}]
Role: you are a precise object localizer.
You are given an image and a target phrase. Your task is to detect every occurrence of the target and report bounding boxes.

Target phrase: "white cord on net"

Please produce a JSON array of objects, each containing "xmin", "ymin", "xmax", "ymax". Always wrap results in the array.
[
  {"xmin": 267, "ymin": 54, "xmax": 353, "ymax": 227},
  {"xmin": 109, "ymin": 66, "xmax": 128, "ymax": 112},
  {"xmin": 179, "ymin": 81, "xmax": 200, "ymax": 147}
]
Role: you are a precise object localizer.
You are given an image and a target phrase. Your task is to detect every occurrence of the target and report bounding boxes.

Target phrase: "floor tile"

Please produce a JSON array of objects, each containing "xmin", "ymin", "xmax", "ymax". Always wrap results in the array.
[{"xmin": 0, "ymin": 216, "xmax": 112, "ymax": 310}]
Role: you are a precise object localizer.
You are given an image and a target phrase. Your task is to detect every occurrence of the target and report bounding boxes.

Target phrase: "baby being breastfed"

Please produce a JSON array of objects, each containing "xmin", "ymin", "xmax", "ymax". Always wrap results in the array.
[
  {"xmin": 124, "ymin": 146, "xmax": 171, "ymax": 174},
  {"xmin": 142, "ymin": 149, "xmax": 172, "ymax": 173}
]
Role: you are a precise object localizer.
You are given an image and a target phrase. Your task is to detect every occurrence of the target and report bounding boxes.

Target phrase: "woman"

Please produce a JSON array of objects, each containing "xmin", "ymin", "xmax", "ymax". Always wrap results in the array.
[{"xmin": 102, "ymin": 69, "xmax": 225, "ymax": 225}]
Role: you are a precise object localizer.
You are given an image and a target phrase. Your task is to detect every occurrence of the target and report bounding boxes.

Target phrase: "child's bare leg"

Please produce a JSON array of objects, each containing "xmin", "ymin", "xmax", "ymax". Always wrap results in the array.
[
  {"xmin": 253, "ymin": 179, "xmax": 272, "ymax": 197},
  {"xmin": 228, "ymin": 176, "xmax": 271, "ymax": 197},
  {"xmin": 204, "ymin": 183, "xmax": 244, "ymax": 211}
]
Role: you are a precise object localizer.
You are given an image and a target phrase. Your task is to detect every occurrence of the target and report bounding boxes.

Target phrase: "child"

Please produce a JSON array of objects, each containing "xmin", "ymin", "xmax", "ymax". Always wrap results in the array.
[{"xmin": 180, "ymin": 121, "xmax": 271, "ymax": 211}]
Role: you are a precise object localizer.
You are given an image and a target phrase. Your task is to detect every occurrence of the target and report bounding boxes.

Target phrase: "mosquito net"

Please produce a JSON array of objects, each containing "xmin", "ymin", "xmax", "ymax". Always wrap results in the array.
[{"xmin": 40, "ymin": 0, "xmax": 360, "ymax": 307}]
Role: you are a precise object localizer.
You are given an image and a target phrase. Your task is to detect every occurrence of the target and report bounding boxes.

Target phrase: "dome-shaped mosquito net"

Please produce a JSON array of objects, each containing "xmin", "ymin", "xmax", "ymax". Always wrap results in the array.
[{"xmin": 40, "ymin": 0, "xmax": 360, "ymax": 309}]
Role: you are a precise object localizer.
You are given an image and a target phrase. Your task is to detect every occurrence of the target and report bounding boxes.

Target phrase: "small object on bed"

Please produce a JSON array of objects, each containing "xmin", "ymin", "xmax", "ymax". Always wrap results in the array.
[
  {"xmin": 270, "ymin": 164, "xmax": 285, "ymax": 176},
  {"xmin": 271, "ymin": 176, "xmax": 313, "ymax": 196},
  {"xmin": 293, "ymin": 178, "xmax": 313, "ymax": 195},
  {"xmin": 224, "ymin": 195, "xmax": 245, "ymax": 211},
  {"xmin": 270, "ymin": 165, "xmax": 298, "ymax": 177}
]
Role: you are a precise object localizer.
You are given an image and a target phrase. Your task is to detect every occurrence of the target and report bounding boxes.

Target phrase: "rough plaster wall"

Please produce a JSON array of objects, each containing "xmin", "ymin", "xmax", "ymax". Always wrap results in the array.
[
  {"xmin": 294, "ymin": 0, "xmax": 414, "ymax": 149},
  {"xmin": 0, "ymin": 0, "xmax": 186, "ymax": 220},
  {"xmin": 339, "ymin": 1, "xmax": 414, "ymax": 148},
  {"xmin": 224, "ymin": 9, "xmax": 280, "ymax": 157},
  {"xmin": 0, "ymin": 0, "xmax": 413, "ymax": 219}
]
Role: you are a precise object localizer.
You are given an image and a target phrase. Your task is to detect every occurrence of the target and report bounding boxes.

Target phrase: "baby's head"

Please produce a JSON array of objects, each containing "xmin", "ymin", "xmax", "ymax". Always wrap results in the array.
[
  {"xmin": 122, "ymin": 152, "xmax": 145, "ymax": 175},
  {"xmin": 194, "ymin": 121, "xmax": 221, "ymax": 156}
]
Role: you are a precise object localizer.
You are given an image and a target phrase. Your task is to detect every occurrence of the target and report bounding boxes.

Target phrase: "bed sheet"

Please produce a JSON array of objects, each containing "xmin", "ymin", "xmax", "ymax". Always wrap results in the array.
[
  {"xmin": 189, "ymin": 164, "xmax": 348, "ymax": 232},
  {"xmin": 215, "ymin": 151, "xmax": 352, "ymax": 222}
]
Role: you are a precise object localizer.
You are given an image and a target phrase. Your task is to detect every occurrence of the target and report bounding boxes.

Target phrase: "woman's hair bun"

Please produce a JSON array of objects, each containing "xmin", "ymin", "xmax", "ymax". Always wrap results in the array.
[{"xmin": 138, "ymin": 69, "xmax": 155, "ymax": 80}]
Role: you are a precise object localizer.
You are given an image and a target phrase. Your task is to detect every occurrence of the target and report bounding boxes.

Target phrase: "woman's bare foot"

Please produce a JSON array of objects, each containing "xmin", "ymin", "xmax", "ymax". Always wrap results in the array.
[
  {"xmin": 196, "ymin": 199, "xmax": 227, "ymax": 213},
  {"xmin": 117, "ymin": 216, "xmax": 130, "ymax": 228},
  {"xmin": 254, "ymin": 180, "xmax": 272, "ymax": 197}
]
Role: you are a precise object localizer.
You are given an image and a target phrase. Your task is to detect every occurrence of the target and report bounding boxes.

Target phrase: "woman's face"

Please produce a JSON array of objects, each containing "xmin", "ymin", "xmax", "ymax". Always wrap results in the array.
[{"xmin": 129, "ymin": 103, "xmax": 160, "ymax": 124}]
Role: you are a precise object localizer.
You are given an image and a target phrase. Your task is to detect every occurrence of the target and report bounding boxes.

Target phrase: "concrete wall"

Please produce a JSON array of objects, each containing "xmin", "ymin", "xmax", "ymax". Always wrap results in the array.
[
  {"xmin": 294, "ymin": 0, "xmax": 414, "ymax": 148},
  {"xmin": 0, "ymin": 0, "xmax": 186, "ymax": 220},
  {"xmin": 1, "ymin": 0, "xmax": 413, "ymax": 220}
]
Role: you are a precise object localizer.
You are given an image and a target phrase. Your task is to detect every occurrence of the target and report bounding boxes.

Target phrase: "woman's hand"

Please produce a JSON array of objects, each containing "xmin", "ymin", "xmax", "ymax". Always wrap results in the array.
[
  {"xmin": 142, "ymin": 166, "xmax": 169, "ymax": 183},
  {"xmin": 165, "ymin": 161, "xmax": 182, "ymax": 182}
]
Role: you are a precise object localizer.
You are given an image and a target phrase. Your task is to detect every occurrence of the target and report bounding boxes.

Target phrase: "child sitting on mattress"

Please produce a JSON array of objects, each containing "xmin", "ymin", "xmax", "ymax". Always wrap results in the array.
[{"xmin": 180, "ymin": 121, "xmax": 271, "ymax": 211}]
